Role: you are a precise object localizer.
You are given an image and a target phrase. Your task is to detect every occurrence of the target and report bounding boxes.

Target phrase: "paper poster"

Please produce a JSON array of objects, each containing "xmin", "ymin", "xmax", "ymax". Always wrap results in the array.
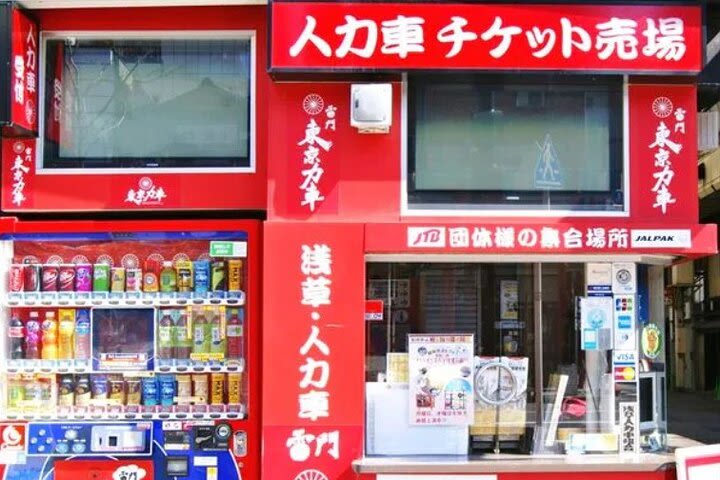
[
  {"xmin": 500, "ymin": 280, "xmax": 519, "ymax": 320},
  {"xmin": 586, "ymin": 263, "xmax": 612, "ymax": 294},
  {"xmin": 612, "ymin": 263, "xmax": 637, "ymax": 294},
  {"xmin": 408, "ymin": 334, "xmax": 474, "ymax": 426},
  {"xmin": 580, "ymin": 296, "xmax": 613, "ymax": 350},
  {"xmin": 614, "ymin": 295, "xmax": 637, "ymax": 350}
]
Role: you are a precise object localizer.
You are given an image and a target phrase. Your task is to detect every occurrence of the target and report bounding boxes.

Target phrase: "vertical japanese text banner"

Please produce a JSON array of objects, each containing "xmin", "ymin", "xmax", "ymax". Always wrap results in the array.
[
  {"xmin": 629, "ymin": 84, "xmax": 697, "ymax": 222},
  {"xmin": 268, "ymin": 83, "xmax": 345, "ymax": 218},
  {"xmin": 6, "ymin": 6, "xmax": 38, "ymax": 134},
  {"xmin": 262, "ymin": 223, "xmax": 365, "ymax": 480}
]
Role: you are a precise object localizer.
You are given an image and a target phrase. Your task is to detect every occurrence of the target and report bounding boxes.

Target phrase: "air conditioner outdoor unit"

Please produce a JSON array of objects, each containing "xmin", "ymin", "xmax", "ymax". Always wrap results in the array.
[
  {"xmin": 698, "ymin": 110, "xmax": 719, "ymax": 152},
  {"xmin": 351, "ymin": 83, "xmax": 392, "ymax": 133}
]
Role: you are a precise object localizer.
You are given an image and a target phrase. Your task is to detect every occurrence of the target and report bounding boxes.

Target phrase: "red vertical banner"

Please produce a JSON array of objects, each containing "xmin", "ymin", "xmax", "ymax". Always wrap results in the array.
[
  {"xmin": 629, "ymin": 84, "xmax": 697, "ymax": 223},
  {"xmin": 2, "ymin": 137, "xmax": 36, "ymax": 209},
  {"xmin": 268, "ymin": 83, "xmax": 347, "ymax": 218},
  {"xmin": 8, "ymin": 7, "xmax": 39, "ymax": 135},
  {"xmin": 262, "ymin": 223, "xmax": 366, "ymax": 480}
]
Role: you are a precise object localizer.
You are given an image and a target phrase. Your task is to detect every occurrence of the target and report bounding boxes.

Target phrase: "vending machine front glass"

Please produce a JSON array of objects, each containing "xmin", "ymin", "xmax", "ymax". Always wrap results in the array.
[{"xmin": 0, "ymin": 223, "xmax": 258, "ymax": 480}]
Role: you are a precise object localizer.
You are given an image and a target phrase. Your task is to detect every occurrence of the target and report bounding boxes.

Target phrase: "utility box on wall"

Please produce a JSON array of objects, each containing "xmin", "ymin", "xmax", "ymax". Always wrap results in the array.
[
  {"xmin": 671, "ymin": 261, "xmax": 695, "ymax": 286},
  {"xmin": 351, "ymin": 83, "xmax": 392, "ymax": 133}
]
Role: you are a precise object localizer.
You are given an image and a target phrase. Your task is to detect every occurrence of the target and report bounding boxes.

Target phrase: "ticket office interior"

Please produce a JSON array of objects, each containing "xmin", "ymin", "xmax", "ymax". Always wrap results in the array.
[{"xmin": 364, "ymin": 260, "xmax": 666, "ymax": 456}]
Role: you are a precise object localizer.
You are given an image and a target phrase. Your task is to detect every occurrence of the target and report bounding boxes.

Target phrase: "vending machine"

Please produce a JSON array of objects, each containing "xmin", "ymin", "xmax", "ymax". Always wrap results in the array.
[{"xmin": 0, "ymin": 218, "xmax": 261, "ymax": 480}]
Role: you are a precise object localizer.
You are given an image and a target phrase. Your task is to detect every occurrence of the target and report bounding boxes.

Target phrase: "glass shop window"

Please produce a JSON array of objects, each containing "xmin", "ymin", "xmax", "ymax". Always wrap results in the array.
[
  {"xmin": 407, "ymin": 75, "xmax": 624, "ymax": 212},
  {"xmin": 41, "ymin": 36, "xmax": 252, "ymax": 170},
  {"xmin": 365, "ymin": 262, "xmax": 667, "ymax": 457}
]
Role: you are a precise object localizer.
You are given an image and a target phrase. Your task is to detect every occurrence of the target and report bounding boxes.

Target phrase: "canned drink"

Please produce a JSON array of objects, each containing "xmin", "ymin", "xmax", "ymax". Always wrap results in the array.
[
  {"xmin": 176, "ymin": 261, "xmax": 193, "ymax": 293},
  {"xmin": 110, "ymin": 267, "xmax": 126, "ymax": 293},
  {"xmin": 75, "ymin": 264, "xmax": 92, "ymax": 292},
  {"xmin": 126, "ymin": 268, "xmax": 143, "ymax": 292},
  {"xmin": 9, "ymin": 264, "xmax": 24, "ymax": 292},
  {"xmin": 228, "ymin": 260, "xmax": 243, "ymax": 292},
  {"xmin": 93, "ymin": 264, "xmax": 110, "ymax": 292},
  {"xmin": 211, "ymin": 261, "xmax": 226, "ymax": 292},
  {"xmin": 58, "ymin": 265, "xmax": 76, "ymax": 292},
  {"xmin": 23, "ymin": 264, "xmax": 40, "ymax": 292},
  {"xmin": 41, "ymin": 265, "xmax": 59, "ymax": 292}
]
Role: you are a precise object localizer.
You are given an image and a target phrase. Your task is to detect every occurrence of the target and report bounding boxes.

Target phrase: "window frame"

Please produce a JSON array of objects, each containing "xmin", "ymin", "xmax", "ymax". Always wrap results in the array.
[
  {"xmin": 401, "ymin": 74, "xmax": 629, "ymax": 217},
  {"xmin": 37, "ymin": 30, "xmax": 256, "ymax": 175}
]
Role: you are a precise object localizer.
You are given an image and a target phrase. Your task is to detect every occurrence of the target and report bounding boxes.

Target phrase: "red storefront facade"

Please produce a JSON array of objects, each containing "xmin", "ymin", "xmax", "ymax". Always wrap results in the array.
[
  {"xmin": 0, "ymin": 2, "xmax": 715, "ymax": 480},
  {"xmin": 262, "ymin": 3, "xmax": 715, "ymax": 480}
]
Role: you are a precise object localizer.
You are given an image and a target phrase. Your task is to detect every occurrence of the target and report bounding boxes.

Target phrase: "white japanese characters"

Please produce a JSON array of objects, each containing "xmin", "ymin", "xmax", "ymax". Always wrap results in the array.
[
  {"xmin": 409, "ymin": 226, "xmax": 631, "ymax": 250},
  {"xmin": 299, "ymin": 95, "xmax": 337, "ymax": 212},
  {"xmin": 10, "ymin": 141, "xmax": 32, "ymax": 206},
  {"xmin": 14, "ymin": 21, "xmax": 37, "ymax": 126},
  {"xmin": 289, "ymin": 13, "xmax": 687, "ymax": 63},
  {"xmin": 648, "ymin": 96, "xmax": 685, "ymax": 214},
  {"xmin": 298, "ymin": 243, "xmax": 333, "ymax": 422},
  {"xmin": 125, "ymin": 177, "xmax": 167, "ymax": 206},
  {"xmin": 286, "ymin": 429, "xmax": 340, "ymax": 462}
]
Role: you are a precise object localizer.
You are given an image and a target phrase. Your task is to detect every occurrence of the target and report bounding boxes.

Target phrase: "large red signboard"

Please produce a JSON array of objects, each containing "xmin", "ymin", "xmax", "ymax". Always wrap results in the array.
[
  {"xmin": 263, "ymin": 223, "xmax": 365, "ymax": 480},
  {"xmin": 629, "ymin": 84, "xmax": 698, "ymax": 222},
  {"xmin": 1, "ymin": 5, "xmax": 38, "ymax": 135},
  {"xmin": 271, "ymin": 3, "xmax": 702, "ymax": 72}
]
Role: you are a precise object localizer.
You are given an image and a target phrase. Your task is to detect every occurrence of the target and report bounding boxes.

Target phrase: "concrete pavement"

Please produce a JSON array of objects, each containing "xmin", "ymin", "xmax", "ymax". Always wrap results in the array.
[{"xmin": 668, "ymin": 390, "xmax": 720, "ymax": 444}]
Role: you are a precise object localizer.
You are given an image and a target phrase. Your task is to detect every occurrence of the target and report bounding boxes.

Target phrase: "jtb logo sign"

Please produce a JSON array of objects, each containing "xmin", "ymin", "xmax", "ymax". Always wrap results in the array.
[{"xmin": 408, "ymin": 227, "xmax": 446, "ymax": 247}]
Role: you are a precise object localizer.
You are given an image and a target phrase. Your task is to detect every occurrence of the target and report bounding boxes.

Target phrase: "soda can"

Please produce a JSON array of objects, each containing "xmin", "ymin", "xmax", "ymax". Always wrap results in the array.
[
  {"xmin": 9, "ymin": 264, "xmax": 24, "ymax": 292},
  {"xmin": 93, "ymin": 264, "xmax": 110, "ymax": 292},
  {"xmin": 58, "ymin": 264, "xmax": 76, "ymax": 292},
  {"xmin": 75, "ymin": 264, "xmax": 93, "ymax": 292},
  {"xmin": 41, "ymin": 265, "xmax": 59, "ymax": 292},
  {"xmin": 110, "ymin": 267, "xmax": 126, "ymax": 292},
  {"xmin": 126, "ymin": 268, "xmax": 143, "ymax": 292},
  {"xmin": 23, "ymin": 264, "xmax": 40, "ymax": 292}
]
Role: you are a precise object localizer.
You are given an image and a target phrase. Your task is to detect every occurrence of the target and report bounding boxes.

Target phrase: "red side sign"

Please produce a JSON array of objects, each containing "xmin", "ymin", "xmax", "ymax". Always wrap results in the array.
[
  {"xmin": 629, "ymin": 84, "xmax": 698, "ymax": 223},
  {"xmin": 270, "ymin": 3, "xmax": 702, "ymax": 72},
  {"xmin": 2, "ymin": 5, "xmax": 38, "ymax": 135}
]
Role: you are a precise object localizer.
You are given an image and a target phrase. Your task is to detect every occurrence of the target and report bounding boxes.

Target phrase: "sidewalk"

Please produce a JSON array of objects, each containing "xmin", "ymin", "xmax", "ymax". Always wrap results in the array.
[{"xmin": 668, "ymin": 390, "xmax": 720, "ymax": 445}]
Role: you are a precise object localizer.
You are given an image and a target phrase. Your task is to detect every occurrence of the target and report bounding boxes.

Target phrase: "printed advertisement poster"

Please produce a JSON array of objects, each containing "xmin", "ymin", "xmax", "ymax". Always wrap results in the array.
[
  {"xmin": 500, "ymin": 280, "xmax": 519, "ymax": 320},
  {"xmin": 580, "ymin": 296, "xmax": 613, "ymax": 351},
  {"xmin": 408, "ymin": 334, "xmax": 474, "ymax": 426}
]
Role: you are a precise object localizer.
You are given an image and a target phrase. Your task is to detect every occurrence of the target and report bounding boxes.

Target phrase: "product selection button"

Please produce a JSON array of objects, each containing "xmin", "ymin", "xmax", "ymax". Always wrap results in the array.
[{"xmin": 72, "ymin": 443, "xmax": 86, "ymax": 454}]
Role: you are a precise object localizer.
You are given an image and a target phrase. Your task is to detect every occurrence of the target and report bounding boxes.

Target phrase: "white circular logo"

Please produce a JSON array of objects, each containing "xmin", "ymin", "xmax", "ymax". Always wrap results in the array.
[
  {"xmin": 12, "ymin": 142, "xmax": 25, "ymax": 154},
  {"xmin": 652, "ymin": 97, "xmax": 673, "ymax": 118},
  {"xmin": 294, "ymin": 469, "xmax": 329, "ymax": 480},
  {"xmin": 616, "ymin": 269, "xmax": 631, "ymax": 284},
  {"xmin": 2, "ymin": 426, "xmax": 22, "ymax": 447},
  {"xmin": 25, "ymin": 99, "xmax": 36, "ymax": 126},
  {"xmin": 303, "ymin": 94, "xmax": 324, "ymax": 115},
  {"xmin": 138, "ymin": 177, "xmax": 154, "ymax": 191}
]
